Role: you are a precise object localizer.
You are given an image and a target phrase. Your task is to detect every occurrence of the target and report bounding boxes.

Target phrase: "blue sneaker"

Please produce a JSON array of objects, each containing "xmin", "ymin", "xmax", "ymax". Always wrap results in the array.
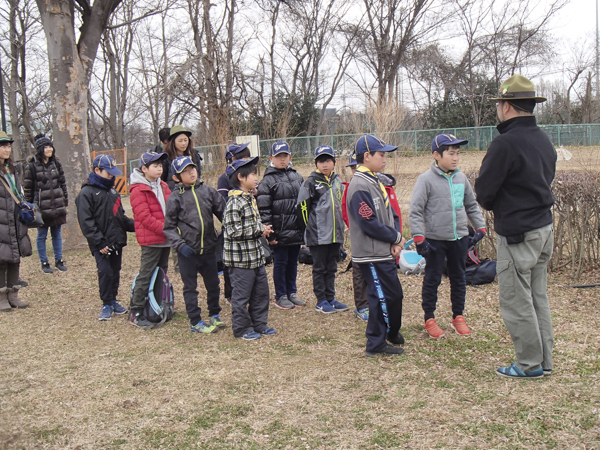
[
  {"xmin": 315, "ymin": 300, "xmax": 337, "ymax": 314},
  {"xmin": 112, "ymin": 300, "xmax": 128, "ymax": 315},
  {"xmin": 496, "ymin": 363, "xmax": 543, "ymax": 379},
  {"xmin": 241, "ymin": 331, "xmax": 261, "ymax": 340},
  {"xmin": 330, "ymin": 299, "xmax": 349, "ymax": 311},
  {"xmin": 261, "ymin": 327, "xmax": 277, "ymax": 336},
  {"xmin": 190, "ymin": 321, "xmax": 218, "ymax": 333},
  {"xmin": 98, "ymin": 304, "xmax": 113, "ymax": 321},
  {"xmin": 354, "ymin": 308, "xmax": 369, "ymax": 321}
]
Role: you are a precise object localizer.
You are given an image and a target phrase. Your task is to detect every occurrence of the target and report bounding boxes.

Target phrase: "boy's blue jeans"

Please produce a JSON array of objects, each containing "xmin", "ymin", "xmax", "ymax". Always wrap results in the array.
[
  {"xmin": 37, "ymin": 225, "xmax": 63, "ymax": 264},
  {"xmin": 272, "ymin": 244, "xmax": 301, "ymax": 300}
]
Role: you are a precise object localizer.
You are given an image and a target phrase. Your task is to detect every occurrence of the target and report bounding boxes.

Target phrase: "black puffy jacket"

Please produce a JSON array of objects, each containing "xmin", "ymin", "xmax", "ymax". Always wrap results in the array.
[
  {"xmin": 23, "ymin": 155, "xmax": 68, "ymax": 228},
  {"xmin": 0, "ymin": 167, "xmax": 32, "ymax": 263},
  {"xmin": 256, "ymin": 164, "xmax": 304, "ymax": 246},
  {"xmin": 75, "ymin": 175, "xmax": 135, "ymax": 254},
  {"xmin": 160, "ymin": 149, "xmax": 203, "ymax": 191}
]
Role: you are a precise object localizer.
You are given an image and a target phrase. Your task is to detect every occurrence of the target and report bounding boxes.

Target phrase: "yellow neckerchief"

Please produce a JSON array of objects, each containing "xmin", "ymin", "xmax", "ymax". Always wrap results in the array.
[
  {"xmin": 434, "ymin": 161, "xmax": 455, "ymax": 177},
  {"xmin": 229, "ymin": 189, "xmax": 260, "ymax": 219},
  {"xmin": 315, "ymin": 169, "xmax": 330, "ymax": 183},
  {"xmin": 356, "ymin": 166, "xmax": 388, "ymax": 207}
]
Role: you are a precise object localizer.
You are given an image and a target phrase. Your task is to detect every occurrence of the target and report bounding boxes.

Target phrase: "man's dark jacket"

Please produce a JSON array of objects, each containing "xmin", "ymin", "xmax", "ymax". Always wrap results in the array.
[
  {"xmin": 475, "ymin": 116, "xmax": 556, "ymax": 237},
  {"xmin": 256, "ymin": 165, "xmax": 304, "ymax": 246}
]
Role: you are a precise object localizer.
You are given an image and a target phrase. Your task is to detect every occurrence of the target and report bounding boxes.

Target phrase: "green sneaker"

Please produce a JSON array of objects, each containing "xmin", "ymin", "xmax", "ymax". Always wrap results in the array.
[
  {"xmin": 190, "ymin": 320, "xmax": 218, "ymax": 333},
  {"xmin": 210, "ymin": 315, "xmax": 226, "ymax": 329}
]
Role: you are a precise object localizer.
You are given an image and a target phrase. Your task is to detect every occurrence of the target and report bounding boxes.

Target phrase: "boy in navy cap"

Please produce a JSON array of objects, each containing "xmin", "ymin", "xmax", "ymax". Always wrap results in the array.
[
  {"xmin": 128, "ymin": 151, "xmax": 171, "ymax": 328},
  {"xmin": 223, "ymin": 158, "xmax": 276, "ymax": 340},
  {"xmin": 409, "ymin": 134, "xmax": 486, "ymax": 339},
  {"xmin": 256, "ymin": 142, "xmax": 305, "ymax": 309},
  {"xmin": 346, "ymin": 135, "xmax": 405, "ymax": 356},
  {"xmin": 296, "ymin": 146, "xmax": 347, "ymax": 314},
  {"xmin": 76, "ymin": 155, "xmax": 135, "ymax": 321},
  {"xmin": 164, "ymin": 156, "xmax": 226, "ymax": 333}
]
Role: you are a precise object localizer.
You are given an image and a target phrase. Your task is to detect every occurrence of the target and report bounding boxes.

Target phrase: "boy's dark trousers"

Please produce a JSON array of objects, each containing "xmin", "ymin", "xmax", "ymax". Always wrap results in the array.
[
  {"xmin": 93, "ymin": 250, "xmax": 123, "ymax": 306},
  {"xmin": 230, "ymin": 266, "xmax": 270, "ymax": 337},
  {"xmin": 223, "ymin": 266, "xmax": 232, "ymax": 299},
  {"xmin": 177, "ymin": 250, "xmax": 221, "ymax": 326},
  {"xmin": 130, "ymin": 246, "xmax": 170, "ymax": 312},
  {"xmin": 421, "ymin": 237, "xmax": 469, "ymax": 321},
  {"xmin": 272, "ymin": 244, "xmax": 301, "ymax": 300},
  {"xmin": 352, "ymin": 264, "xmax": 368, "ymax": 310},
  {"xmin": 309, "ymin": 243, "xmax": 340, "ymax": 301},
  {"xmin": 359, "ymin": 260, "xmax": 404, "ymax": 353}
]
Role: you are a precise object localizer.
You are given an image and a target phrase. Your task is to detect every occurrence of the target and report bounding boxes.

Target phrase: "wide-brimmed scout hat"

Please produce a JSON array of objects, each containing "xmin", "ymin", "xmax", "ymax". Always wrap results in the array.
[
  {"xmin": 0, "ymin": 131, "xmax": 14, "ymax": 144},
  {"xmin": 489, "ymin": 74, "xmax": 546, "ymax": 103},
  {"xmin": 169, "ymin": 125, "xmax": 192, "ymax": 140}
]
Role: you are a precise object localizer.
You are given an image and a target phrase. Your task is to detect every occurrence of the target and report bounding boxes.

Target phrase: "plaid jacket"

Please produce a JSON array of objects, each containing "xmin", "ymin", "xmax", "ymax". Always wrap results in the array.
[{"xmin": 223, "ymin": 190, "xmax": 265, "ymax": 269}]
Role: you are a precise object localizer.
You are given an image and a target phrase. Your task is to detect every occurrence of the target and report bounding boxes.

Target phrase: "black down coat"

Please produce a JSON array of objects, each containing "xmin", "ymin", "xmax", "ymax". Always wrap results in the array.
[
  {"xmin": 0, "ymin": 167, "xmax": 32, "ymax": 263},
  {"xmin": 256, "ymin": 164, "xmax": 304, "ymax": 246},
  {"xmin": 23, "ymin": 155, "xmax": 68, "ymax": 228}
]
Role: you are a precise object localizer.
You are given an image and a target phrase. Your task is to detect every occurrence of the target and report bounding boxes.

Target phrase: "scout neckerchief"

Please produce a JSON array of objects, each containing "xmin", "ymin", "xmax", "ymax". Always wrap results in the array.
[
  {"xmin": 356, "ymin": 166, "xmax": 388, "ymax": 208},
  {"xmin": 229, "ymin": 189, "xmax": 260, "ymax": 220}
]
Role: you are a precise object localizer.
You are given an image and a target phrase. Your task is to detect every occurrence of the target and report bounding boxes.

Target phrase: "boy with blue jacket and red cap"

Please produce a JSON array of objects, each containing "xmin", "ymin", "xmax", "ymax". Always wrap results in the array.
[
  {"xmin": 164, "ymin": 156, "xmax": 226, "ymax": 334},
  {"xmin": 409, "ymin": 134, "xmax": 486, "ymax": 339},
  {"xmin": 296, "ymin": 145, "xmax": 347, "ymax": 314},
  {"xmin": 346, "ymin": 135, "xmax": 405, "ymax": 357},
  {"xmin": 76, "ymin": 155, "xmax": 135, "ymax": 321}
]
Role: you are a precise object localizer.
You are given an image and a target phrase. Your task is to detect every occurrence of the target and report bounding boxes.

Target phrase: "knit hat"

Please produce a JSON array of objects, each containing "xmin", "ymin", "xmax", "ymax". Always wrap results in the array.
[{"xmin": 35, "ymin": 135, "xmax": 53, "ymax": 153}]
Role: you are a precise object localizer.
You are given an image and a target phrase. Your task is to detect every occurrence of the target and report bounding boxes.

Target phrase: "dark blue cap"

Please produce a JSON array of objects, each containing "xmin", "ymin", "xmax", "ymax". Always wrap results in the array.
[
  {"xmin": 270, "ymin": 141, "xmax": 291, "ymax": 156},
  {"xmin": 226, "ymin": 142, "xmax": 251, "ymax": 161},
  {"xmin": 93, "ymin": 154, "xmax": 122, "ymax": 176},
  {"xmin": 139, "ymin": 151, "xmax": 166, "ymax": 168},
  {"xmin": 314, "ymin": 145, "xmax": 335, "ymax": 160},
  {"xmin": 171, "ymin": 156, "xmax": 197, "ymax": 174},
  {"xmin": 431, "ymin": 134, "xmax": 468, "ymax": 153},
  {"xmin": 346, "ymin": 155, "xmax": 357, "ymax": 167},
  {"xmin": 354, "ymin": 135, "xmax": 397, "ymax": 156},
  {"xmin": 225, "ymin": 156, "xmax": 259, "ymax": 176}
]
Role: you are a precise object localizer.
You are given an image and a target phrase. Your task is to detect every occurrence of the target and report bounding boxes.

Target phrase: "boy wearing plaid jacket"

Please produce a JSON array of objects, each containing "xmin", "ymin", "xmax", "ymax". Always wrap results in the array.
[{"xmin": 223, "ymin": 158, "xmax": 276, "ymax": 340}]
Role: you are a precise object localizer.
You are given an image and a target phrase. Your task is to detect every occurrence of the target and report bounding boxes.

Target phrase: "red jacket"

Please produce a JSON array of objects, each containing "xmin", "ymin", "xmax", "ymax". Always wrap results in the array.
[{"xmin": 129, "ymin": 180, "xmax": 171, "ymax": 246}]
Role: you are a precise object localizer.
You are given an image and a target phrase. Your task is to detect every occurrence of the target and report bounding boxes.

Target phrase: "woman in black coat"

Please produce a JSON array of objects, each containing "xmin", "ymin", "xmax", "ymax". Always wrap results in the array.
[
  {"xmin": 0, "ymin": 131, "xmax": 32, "ymax": 311},
  {"xmin": 23, "ymin": 134, "xmax": 68, "ymax": 274}
]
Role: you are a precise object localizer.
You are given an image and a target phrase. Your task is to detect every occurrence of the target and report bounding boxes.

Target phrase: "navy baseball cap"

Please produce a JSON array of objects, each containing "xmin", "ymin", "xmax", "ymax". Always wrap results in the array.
[
  {"xmin": 139, "ymin": 151, "xmax": 167, "ymax": 168},
  {"xmin": 354, "ymin": 135, "xmax": 397, "ymax": 156},
  {"xmin": 431, "ymin": 134, "xmax": 468, "ymax": 153},
  {"xmin": 314, "ymin": 145, "xmax": 335, "ymax": 160},
  {"xmin": 171, "ymin": 156, "xmax": 197, "ymax": 174},
  {"xmin": 93, "ymin": 154, "xmax": 122, "ymax": 176},
  {"xmin": 225, "ymin": 156, "xmax": 259, "ymax": 176},
  {"xmin": 226, "ymin": 142, "xmax": 251, "ymax": 160},
  {"xmin": 346, "ymin": 155, "xmax": 357, "ymax": 167},
  {"xmin": 270, "ymin": 141, "xmax": 291, "ymax": 156}
]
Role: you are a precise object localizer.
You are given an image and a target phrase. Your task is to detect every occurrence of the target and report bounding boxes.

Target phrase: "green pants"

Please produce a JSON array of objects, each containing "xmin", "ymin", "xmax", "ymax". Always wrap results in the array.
[{"xmin": 496, "ymin": 224, "xmax": 554, "ymax": 373}]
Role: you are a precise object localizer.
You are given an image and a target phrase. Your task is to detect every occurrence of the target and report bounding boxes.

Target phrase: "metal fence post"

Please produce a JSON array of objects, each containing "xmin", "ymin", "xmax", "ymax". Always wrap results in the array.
[{"xmin": 414, "ymin": 130, "xmax": 418, "ymax": 155}]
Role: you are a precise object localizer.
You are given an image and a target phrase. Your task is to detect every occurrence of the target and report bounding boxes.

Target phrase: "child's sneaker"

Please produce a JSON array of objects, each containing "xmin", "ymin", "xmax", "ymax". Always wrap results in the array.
[
  {"xmin": 275, "ymin": 295, "xmax": 295, "ymax": 309},
  {"xmin": 354, "ymin": 308, "xmax": 369, "ymax": 321},
  {"xmin": 330, "ymin": 299, "xmax": 349, "ymax": 311},
  {"xmin": 496, "ymin": 362, "xmax": 543, "ymax": 379},
  {"xmin": 98, "ymin": 304, "xmax": 113, "ymax": 321},
  {"xmin": 209, "ymin": 315, "xmax": 226, "ymax": 329},
  {"xmin": 315, "ymin": 300, "xmax": 336, "ymax": 314},
  {"xmin": 112, "ymin": 300, "xmax": 128, "ymax": 315},
  {"xmin": 55, "ymin": 260, "xmax": 68, "ymax": 272},
  {"xmin": 241, "ymin": 331, "xmax": 261, "ymax": 340},
  {"xmin": 190, "ymin": 321, "xmax": 218, "ymax": 333},
  {"xmin": 424, "ymin": 318, "xmax": 445, "ymax": 339},
  {"xmin": 451, "ymin": 315, "xmax": 471, "ymax": 336},
  {"xmin": 261, "ymin": 327, "xmax": 277, "ymax": 335},
  {"xmin": 41, "ymin": 262, "xmax": 53, "ymax": 274},
  {"xmin": 288, "ymin": 293, "xmax": 306, "ymax": 307}
]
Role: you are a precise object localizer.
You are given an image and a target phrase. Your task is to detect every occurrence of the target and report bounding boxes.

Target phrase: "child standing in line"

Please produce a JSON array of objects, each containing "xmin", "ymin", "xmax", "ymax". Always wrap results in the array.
[
  {"xmin": 128, "ymin": 151, "xmax": 171, "ymax": 328},
  {"xmin": 346, "ymin": 135, "xmax": 405, "ymax": 357},
  {"xmin": 256, "ymin": 141, "xmax": 305, "ymax": 310},
  {"xmin": 223, "ymin": 158, "xmax": 276, "ymax": 340},
  {"xmin": 76, "ymin": 155, "xmax": 135, "ymax": 321},
  {"xmin": 164, "ymin": 156, "xmax": 226, "ymax": 334},
  {"xmin": 409, "ymin": 134, "xmax": 486, "ymax": 339},
  {"xmin": 296, "ymin": 146, "xmax": 347, "ymax": 314}
]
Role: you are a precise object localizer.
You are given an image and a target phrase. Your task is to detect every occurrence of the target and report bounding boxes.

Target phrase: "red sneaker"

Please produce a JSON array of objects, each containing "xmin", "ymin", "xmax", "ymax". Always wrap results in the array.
[
  {"xmin": 424, "ymin": 318, "xmax": 445, "ymax": 339},
  {"xmin": 451, "ymin": 315, "xmax": 471, "ymax": 336}
]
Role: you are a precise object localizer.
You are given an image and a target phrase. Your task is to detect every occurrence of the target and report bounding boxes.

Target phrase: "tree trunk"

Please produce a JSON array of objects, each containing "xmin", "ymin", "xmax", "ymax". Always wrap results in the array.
[{"xmin": 8, "ymin": 0, "xmax": 22, "ymax": 159}]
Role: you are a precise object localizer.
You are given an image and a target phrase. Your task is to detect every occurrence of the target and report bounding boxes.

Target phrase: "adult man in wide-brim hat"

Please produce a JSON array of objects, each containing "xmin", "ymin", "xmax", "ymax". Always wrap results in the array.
[{"xmin": 475, "ymin": 74, "xmax": 557, "ymax": 380}]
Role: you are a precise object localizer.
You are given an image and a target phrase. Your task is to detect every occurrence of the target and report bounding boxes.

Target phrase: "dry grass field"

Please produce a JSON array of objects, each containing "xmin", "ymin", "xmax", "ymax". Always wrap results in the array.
[{"xmin": 1, "ymin": 147, "xmax": 599, "ymax": 449}]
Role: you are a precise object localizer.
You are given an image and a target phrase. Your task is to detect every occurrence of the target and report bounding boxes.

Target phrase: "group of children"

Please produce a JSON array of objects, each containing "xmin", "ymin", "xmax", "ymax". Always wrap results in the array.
[{"xmin": 76, "ymin": 131, "xmax": 486, "ymax": 354}]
